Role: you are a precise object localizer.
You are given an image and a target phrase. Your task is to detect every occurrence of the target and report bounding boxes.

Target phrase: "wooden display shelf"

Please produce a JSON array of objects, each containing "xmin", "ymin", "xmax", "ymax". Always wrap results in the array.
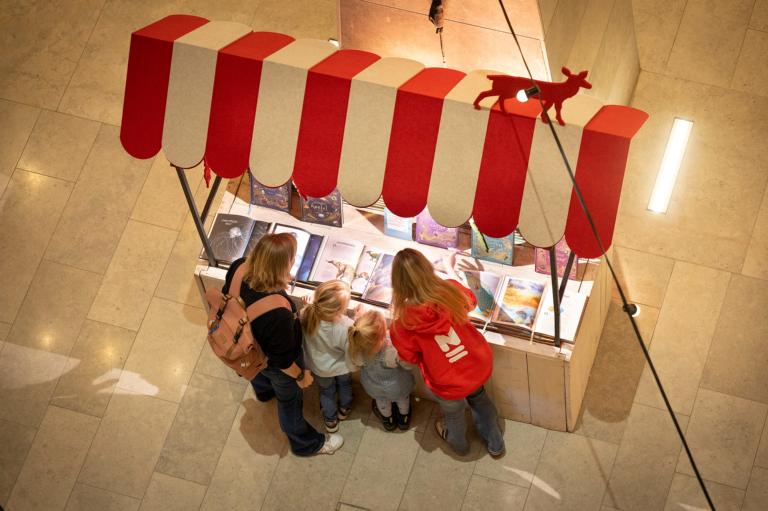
[{"xmin": 193, "ymin": 181, "xmax": 610, "ymax": 432}]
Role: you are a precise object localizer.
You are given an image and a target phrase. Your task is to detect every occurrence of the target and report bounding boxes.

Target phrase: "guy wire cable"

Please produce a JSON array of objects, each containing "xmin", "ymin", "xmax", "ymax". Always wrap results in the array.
[{"xmin": 496, "ymin": 1, "xmax": 716, "ymax": 509}]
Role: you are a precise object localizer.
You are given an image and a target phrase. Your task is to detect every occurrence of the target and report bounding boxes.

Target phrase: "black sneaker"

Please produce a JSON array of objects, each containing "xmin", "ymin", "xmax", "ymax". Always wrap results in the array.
[
  {"xmin": 371, "ymin": 399, "xmax": 396, "ymax": 431},
  {"xmin": 393, "ymin": 406, "xmax": 411, "ymax": 430},
  {"xmin": 324, "ymin": 418, "xmax": 339, "ymax": 433},
  {"xmin": 337, "ymin": 406, "xmax": 352, "ymax": 421},
  {"xmin": 255, "ymin": 389, "xmax": 275, "ymax": 402}
]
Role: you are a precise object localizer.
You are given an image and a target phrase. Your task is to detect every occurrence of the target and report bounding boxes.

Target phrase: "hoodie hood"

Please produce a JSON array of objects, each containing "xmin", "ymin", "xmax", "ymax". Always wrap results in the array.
[{"xmin": 400, "ymin": 302, "xmax": 452, "ymax": 336}]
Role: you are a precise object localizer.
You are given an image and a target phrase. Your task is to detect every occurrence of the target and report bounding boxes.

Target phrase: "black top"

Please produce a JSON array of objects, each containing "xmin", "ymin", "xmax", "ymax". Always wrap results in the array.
[{"xmin": 222, "ymin": 258, "xmax": 302, "ymax": 370}]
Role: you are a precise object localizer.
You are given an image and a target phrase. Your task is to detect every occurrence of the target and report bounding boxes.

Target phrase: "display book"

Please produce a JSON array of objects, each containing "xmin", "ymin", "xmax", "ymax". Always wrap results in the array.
[{"xmin": 458, "ymin": 269, "xmax": 588, "ymax": 344}]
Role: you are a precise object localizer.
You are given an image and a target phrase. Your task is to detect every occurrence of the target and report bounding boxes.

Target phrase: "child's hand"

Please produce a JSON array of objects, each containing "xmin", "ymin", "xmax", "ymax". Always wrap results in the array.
[
  {"xmin": 297, "ymin": 370, "xmax": 313, "ymax": 389},
  {"xmin": 301, "ymin": 295, "xmax": 313, "ymax": 305},
  {"xmin": 353, "ymin": 303, "xmax": 366, "ymax": 318}
]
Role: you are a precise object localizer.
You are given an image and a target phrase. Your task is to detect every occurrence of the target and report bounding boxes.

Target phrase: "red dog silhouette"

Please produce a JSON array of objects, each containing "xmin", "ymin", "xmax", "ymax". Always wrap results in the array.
[{"xmin": 472, "ymin": 67, "xmax": 592, "ymax": 126}]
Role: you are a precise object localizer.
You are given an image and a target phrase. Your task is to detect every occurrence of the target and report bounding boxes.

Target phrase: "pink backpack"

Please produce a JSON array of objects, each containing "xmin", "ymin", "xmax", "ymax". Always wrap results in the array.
[{"xmin": 204, "ymin": 264, "xmax": 292, "ymax": 380}]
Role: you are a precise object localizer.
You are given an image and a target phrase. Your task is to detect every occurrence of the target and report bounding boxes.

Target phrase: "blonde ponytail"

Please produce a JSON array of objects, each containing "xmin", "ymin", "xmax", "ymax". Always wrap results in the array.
[
  {"xmin": 301, "ymin": 280, "xmax": 352, "ymax": 337},
  {"xmin": 348, "ymin": 310, "xmax": 387, "ymax": 364}
]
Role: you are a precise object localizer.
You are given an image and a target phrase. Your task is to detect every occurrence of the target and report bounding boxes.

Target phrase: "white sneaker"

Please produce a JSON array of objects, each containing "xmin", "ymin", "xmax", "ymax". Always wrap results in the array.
[{"xmin": 316, "ymin": 433, "xmax": 344, "ymax": 455}]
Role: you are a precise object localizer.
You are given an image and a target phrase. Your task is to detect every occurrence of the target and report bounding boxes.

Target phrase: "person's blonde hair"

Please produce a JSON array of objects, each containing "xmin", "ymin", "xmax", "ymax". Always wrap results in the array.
[
  {"xmin": 244, "ymin": 233, "xmax": 296, "ymax": 292},
  {"xmin": 391, "ymin": 248, "xmax": 471, "ymax": 329},
  {"xmin": 348, "ymin": 310, "xmax": 387, "ymax": 363},
  {"xmin": 301, "ymin": 280, "xmax": 352, "ymax": 337}
]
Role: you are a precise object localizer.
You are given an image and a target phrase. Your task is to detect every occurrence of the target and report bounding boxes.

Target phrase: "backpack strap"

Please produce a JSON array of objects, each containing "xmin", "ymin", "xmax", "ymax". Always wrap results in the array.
[
  {"xmin": 229, "ymin": 263, "xmax": 248, "ymax": 299},
  {"xmin": 245, "ymin": 294, "xmax": 292, "ymax": 321}
]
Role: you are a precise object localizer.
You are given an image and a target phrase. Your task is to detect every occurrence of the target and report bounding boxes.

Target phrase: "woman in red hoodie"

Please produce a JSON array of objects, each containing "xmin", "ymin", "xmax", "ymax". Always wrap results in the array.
[{"xmin": 389, "ymin": 248, "xmax": 505, "ymax": 457}]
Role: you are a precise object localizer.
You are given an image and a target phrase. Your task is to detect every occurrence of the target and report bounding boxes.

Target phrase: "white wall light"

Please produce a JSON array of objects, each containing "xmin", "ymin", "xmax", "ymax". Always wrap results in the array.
[
  {"xmin": 648, "ymin": 118, "xmax": 693, "ymax": 213},
  {"xmin": 328, "ymin": 38, "xmax": 340, "ymax": 48}
]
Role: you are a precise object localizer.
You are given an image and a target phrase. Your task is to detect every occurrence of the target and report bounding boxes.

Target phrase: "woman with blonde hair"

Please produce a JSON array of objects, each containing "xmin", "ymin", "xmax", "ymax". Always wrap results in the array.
[
  {"xmin": 222, "ymin": 233, "xmax": 343, "ymax": 456},
  {"xmin": 389, "ymin": 248, "xmax": 504, "ymax": 457},
  {"xmin": 301, "ymin": 280, "xmax": 355, "ymax": 432}
]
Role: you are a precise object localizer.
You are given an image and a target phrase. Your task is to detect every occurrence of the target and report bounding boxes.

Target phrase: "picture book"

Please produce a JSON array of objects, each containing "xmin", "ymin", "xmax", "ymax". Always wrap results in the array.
[
  {"xmin": 383, "ymin": 209, "xmax": 413, "ymax": 241},
  {"xmin": 202, "ymin": 215, "xmax": 272, "ymax": 266},
  {"xmin": 534, "ymin": 238, "xmax": 577, "ymax": 279},
  {"xmin": 297, "ymin": 234, "xmax": 324, "ymax": 283},
  {"xmin": 362, "ymin": 253, "xmax": 395, "ymax": 305},
  {"xmin": 272, "ymin": 223, "xmax": 312, "ymax": 278},
  {"xmin": 252, "ymin": 181, "xmax": 291, "ymax": 212},
  {"xmin": 493, "ymin": 276, "xmax": 546, "ymax": 329},
  {"xmin": 309, "ymin": 238, "xmax": 365, "ymax": 284},
  {"xmin": 470, "ymin": 222, "xmax": 515, "ymax": 265},
  {"xmin": 533, "ymin": 288, "xmax": 588, "ymax": 342},
  {"xmin": 351, "ymin": 247, "xmax": 385, "ymax": 294},
  {"xmin": 414, "ymin": 209, "xmax": 458, "ymax": 249},
  {"xmin": 300, "ymin": 189, "xmax": 343, "ymax": 228},
  {"xmin": 460, "ymin": 271, "xmax": 504, "ymax": 322}
]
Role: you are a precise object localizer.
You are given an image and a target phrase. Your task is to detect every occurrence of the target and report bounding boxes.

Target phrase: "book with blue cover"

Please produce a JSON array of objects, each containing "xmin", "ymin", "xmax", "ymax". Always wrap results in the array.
[
  {"xmin": 470, "ymin": 221, "xmax": 515, "ymax": 265},
  {"xmin": 383, "ymin": 209, "xmax": 413, "ymax": 240},
  {"xmin": 252, "ymin": 181, "xmax": 291, "ymax": 212},
  {"xmin": 299, "ymin": 189, "xmax": 343, "ymax": 228}
]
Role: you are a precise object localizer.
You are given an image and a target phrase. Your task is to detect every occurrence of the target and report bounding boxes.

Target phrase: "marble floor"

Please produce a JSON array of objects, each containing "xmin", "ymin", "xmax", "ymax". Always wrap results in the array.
[{"xmin": 1, "ymin": 0, "xmax": 768, "ymax": 510}]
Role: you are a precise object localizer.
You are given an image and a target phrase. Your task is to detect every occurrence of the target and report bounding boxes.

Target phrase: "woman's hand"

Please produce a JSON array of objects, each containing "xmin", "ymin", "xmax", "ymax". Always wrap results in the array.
[{"xmin": 296, "ymin": 369, "xmax": 313, "ymax": 389}]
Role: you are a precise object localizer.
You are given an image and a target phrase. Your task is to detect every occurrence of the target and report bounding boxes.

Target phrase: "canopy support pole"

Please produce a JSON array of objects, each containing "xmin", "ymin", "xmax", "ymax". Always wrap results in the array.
[
  {"xmin": 548, "ymin": 248, "xmax": 562, "ymax": 348},
  {"xmin": 200, "ymin": 175, "xmax": 222, "ymax": 224},
  {"xmin": 558, "ymin": 251, "xmax": 576, "ymax": 301},
  {"xmin": 174, "ymin": 165, "xmax": 219, "ymax": 268}
]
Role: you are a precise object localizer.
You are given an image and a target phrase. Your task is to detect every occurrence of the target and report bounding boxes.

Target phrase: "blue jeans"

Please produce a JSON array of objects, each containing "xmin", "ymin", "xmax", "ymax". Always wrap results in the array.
[
  {"xmin": 434, "ymin": 386, "xmax": 504, "ymax": 456},
  {"xmin": 313, "ymin": 373, "xmax": 353, "ymax": 422},
  {"xmin": 251, "ymin": 368, "xmax": 325, "ymax": 456}
]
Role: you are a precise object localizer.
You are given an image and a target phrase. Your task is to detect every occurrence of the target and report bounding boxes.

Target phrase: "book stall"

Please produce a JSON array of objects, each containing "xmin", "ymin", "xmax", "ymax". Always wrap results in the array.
[{"xmin": 119, "ymin": 15, "xmax": 647, "ymax": 431}]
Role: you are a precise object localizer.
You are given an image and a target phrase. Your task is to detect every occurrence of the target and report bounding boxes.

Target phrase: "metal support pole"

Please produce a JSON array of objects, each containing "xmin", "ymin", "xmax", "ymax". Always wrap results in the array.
[
  {"xmin": 200, "ymin": 175, "xmax": 222, "ymax": 224},
  {"xmin": 174, "ymin": 166, "xmax": 218, "ymax": 268},
  {"xmin": 548, "ymin": 248, "xmax": 561, "ymax": 348},
  {"xmin": 558, "ymin": 251, "xmax": 576, "ymax": 301}
]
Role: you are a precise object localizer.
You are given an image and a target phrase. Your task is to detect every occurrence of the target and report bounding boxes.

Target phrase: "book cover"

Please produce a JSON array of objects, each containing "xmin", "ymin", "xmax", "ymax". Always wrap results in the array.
[
  {"xmin": 493, "ymin": 276, "xmax": 546, "ymax": 329},
  {"xmin": 297, "ymin": 234, "xmax": 324, "ymax": 282},
  {"xmin": 470, "ymin": 223, "xmax": 515, "ymax": 265},
  {"xmin": 204, "ymin": 214, "xmax": 256, "ymax": 265},
  {"xmin": 243, "ymin": 220, "xmax": 272, "ymax": 258},
  {"xmin": 272, "ymin": 224, "xmax": 311, "ymax": 278},
  {"xmin": 414, "ymin": 209, "xmax": 458, "ymax": 249},
  {"xmin": 460, "ymin": 271, "xmax": 504, "ymax": 322},
  {"xmin": 252, "ymin": 182, "xmax": 291, "ymax": 212},
  {"xmin": 534, "ymin": 288, "xmax": 587, "ymax": 342},
  {"xmin": 383, "ymin": 209, "xmax": 413, "ymax": 241},
  {"xmin": 309, "ymin": 238, "xmax": 365, "ymax": 284},
  {"xmin": 300, "ymin": 189, "xmax": 343, "ymax": 228},
  {"xmin": 362, "ymin": 253, "xmax": 395, "ymax": 305},
  {"xmin": 534, "ymin": 239, "xmax": 577, "ymax": 279},
  {"xmin": 351, "ymin": 248, "xmax": 384, "ymax": 294}
]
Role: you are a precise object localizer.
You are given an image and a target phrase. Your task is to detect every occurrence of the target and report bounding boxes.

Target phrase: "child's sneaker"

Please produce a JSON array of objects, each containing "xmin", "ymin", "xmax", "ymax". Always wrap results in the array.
[
  {"xmin": 337, "ymin": 406, "xmax": 352, "ymax": 421},
  {"xmin": 316, "ymin": 433, "xmax": 344, "ymax": 455},
  {"xmin": 371, "ymin": 399, "xmax": 396, "ymax": 431},
  {"xmin": 324, "ymin": 418, "xmax": 339, "ymax": 433},
  {"xmin": 394, "ymin": 407, "xmax": 411, "ymax": 430}
]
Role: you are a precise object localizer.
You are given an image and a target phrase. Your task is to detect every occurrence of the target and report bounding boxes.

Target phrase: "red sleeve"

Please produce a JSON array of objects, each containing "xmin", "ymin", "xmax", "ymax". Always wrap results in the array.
[
  {"xmin": 448, "ymin": 279, "xmax": 477, "ymax": 308},
  {"xmin": 389, "ymin": 322, "xmax": 422, "ymax": 365}
]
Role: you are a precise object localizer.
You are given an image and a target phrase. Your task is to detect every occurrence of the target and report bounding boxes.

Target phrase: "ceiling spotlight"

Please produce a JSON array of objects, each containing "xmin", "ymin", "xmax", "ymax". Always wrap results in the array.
[
  {"xmin": 623, "ymin": 303, "xmax": 641, "ymax": 317},
  {"xmin": 516, "ymin": 85, "xmax": 539, "ymax": 103},
  {"xmin": 328, "ymin": 38, "xmax": 340, "ymax": 48}
]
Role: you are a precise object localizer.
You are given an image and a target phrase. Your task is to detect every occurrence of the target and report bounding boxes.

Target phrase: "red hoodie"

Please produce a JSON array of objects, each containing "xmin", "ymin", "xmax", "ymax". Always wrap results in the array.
[{"xmin": 390, "ymin": 280, "xmax": 493, "ymax": 400}]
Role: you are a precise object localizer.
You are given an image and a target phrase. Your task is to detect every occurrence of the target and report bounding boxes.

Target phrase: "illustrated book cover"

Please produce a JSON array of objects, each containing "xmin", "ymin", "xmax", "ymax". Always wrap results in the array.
[
  {"xmin": 272, "ymin": 223, "xmax": 312, "ymax": 279},
  {"xmin": 460, "ymin": 271, "xmax": 505, "ymax": 322},
  {"xmin": 470, "ymin": 222, "xmax": 515, "ymax": 265},
  {"xmin": 202, "ymin": 214, "xmax": 271, "ymax": 266},
  {"xmin": 297, "ymin": 234, "xmax": 324, "ymax": 283},
  {"xmin": 383, "ymin": 209, "xmax": 413, "ymax": 241},
  {"xmin": 252, "ymin": 181, "xmax": 291, "ymax": 212},
  {"xmin": 299, "ymin": 189, "xmax": 343, "ymax": 228},
  {"xmin": 309, "ymin": 238, "xmax": 365, "ymax": 284},
  {"xmin": 534, "ymin": 238, "xmax": 577, "ymax": 279},
  {"xmin": 533, "ymin": 288, "xmax": 588, "ymax": 343},
  {"xmin": 492, "ymin": 276, "xmax": 546, "ymax": 329},
  {"xmin": 414, "ymin": 209, "xmax": 458, "ymax": 249},
  {"xmin": 361, "ymin": 253, "xmax": 395, "ymax": 305}
]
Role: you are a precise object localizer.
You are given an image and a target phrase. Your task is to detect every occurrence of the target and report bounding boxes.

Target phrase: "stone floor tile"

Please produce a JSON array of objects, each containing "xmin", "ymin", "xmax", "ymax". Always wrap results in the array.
[
  {"xmin": 9, "ymin": 260, "xmax": 102, "ymax": 355},
  {"xmin": 138, "ymin": 472, "xmax": 207, "ymax": 511},
  {"xmin": 0, "ymin": 323, "xmax": 10, "ymax": 343},
  {"xmin": 7, "ymin": 406, "xmax": 100, "ymax": 511},
  {"xmin": 251, "ymin": 0, "xmax": 338, "ymax": 39},
  {"xmin": 742, "ymin": 184, "xmax": 768, "ymax": 280},
  {"xmin": 116, "ymin": 297, "xmax": 207, "ymax": 402},
  {"xmin": 131, "ymin": 158, "xmax": 203, "ymax": 231},
  {"xmin": 193, "ymin": 338, "xmax": 249, "ymax": 385},
  {"xmin": 676, "ymin": 389, "xmax": 767, "ymax": 489},
  {"xmin": 756, "ymin": 422, "xmax": 768, "ymax": 468},
  {"xmin": 743, "ymin": 466, "xmax": 768, "ymax": 511},
  {"xmin": 156, "ymin": 373, "xmax": 243, "ymax": 485},
  {"xmin": 752, "ymin": 0, "xmax": 768, "ymax": 30},
  {"xmin": 603, "ymin": 404, "xmax": 688, "ymax": 511},
  {"xmin": 17, "ymin": 110, "xmax": 100, "ymax": 181},
  {"xmin": 461, "ymin": 475, "xmax": 528, "ymax": 511},
  {"xmin": 665, "ymin": 0, "xmax": 754, "ymax": 87},
  {"xmin": 261, "ymin": 449, "xmax": 355, "ymax": 511},
  {"xmin": 0, "ymin": 0, "xmax": 104, "ymax": 109},
  {"xmin": 0, "ymin": 170, "xmax": 72, "ymax": 323},
  {"xmin": 200, "ymin": 397, "xmax": 287, "ymax": 511},
  {"xmin": 634, "ymin": 262, "xmax": 730, "ymax": 416},
  {"xmin": 64, "ymin": 483, "xmax": 140, "ymax": 511},
  {"xmin": 701, "ymin": 275, "xmax": 768, "ymax": 403},
  {"xmin": 0, "ymin": 343, "xmax": 70, "ymax": 427},
  {"xmin": 87, "ymin": 222, "xmax": 177, "ymax": 331},
  {"xmin": 631, "ymin": 0, "xmax": 687, "ymax": 74},
  {"xmin": 732, "ymin": 29, "xmax": 768, "ymax": 98},
  {"xmin": 44, "ymin": 125, "xmax": 153, "ymax": 274},
  {"xmin": 613, "ymin": 246, "xmax": 674, "ymax": 308},
  {"xmin": 524, "ymin": 431, "xmax": 617, "ymax": 511},
  {"xmin": 51, "ymin": 320, "xmax": 136, "ymax": 417},
  {"xmin": 340, "ymin": 426, "xmax": 421, "ymax": 511},
  {"xmin": 576, "ymin": 303, "xmax": 649, "ymax": 444},
  {"xmin": 303, "ymin": 382, "xmax": 371, "ymax": 455},
  {"xmin": 78, "ymin": 391, "xmax": 178, "ymax": 498},
  {"xmin": 474, "ymin": 420, "xmax": 547, "ymax": 488},
  {"xmin": 0, "ymin": 99, "xmax": 39, "ymax": 195},
  {"xmin": 399, "ymin": 417, "xmax": 479, "ymax": 511},
  {"xmin": 664, "ymin": 473, "xmax": 745, "ymax": 511},
  {"xmin": 0, "ymin": 419, "xmax": 37, "ymax": 505}
]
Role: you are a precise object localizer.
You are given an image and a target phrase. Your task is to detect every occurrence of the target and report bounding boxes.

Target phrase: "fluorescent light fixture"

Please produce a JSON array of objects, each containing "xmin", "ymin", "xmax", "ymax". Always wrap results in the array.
[
  {"xmin": 648, "ymin": 118, "xmax": 692, "ymax": 213},
  {"xmin": 328, "ymin": 38, "xmax": 340, "ymax": 48}
]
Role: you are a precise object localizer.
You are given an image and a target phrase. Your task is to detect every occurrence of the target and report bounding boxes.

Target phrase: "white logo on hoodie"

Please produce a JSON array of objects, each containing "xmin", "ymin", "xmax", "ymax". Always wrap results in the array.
[{"xmin": 434, "ymin": 328, "xmax": 469, "ymax": 363}]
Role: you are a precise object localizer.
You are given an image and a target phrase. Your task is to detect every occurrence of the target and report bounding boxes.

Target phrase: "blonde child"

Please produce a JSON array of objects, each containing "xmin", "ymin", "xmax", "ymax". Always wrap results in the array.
[
  {"xmin": 348, "ymin": 310, "xmax": 415, "ymax": 431},
  {"xmin": 301, "ymin": 280, "xmax": 355, "ymax": 432}
]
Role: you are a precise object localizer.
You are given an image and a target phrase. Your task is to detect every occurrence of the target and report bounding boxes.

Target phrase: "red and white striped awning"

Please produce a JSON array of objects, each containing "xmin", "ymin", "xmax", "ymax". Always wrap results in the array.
[{"xmin": 120, "ymin": 15, "xmax": 648, "ymax": 258}]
